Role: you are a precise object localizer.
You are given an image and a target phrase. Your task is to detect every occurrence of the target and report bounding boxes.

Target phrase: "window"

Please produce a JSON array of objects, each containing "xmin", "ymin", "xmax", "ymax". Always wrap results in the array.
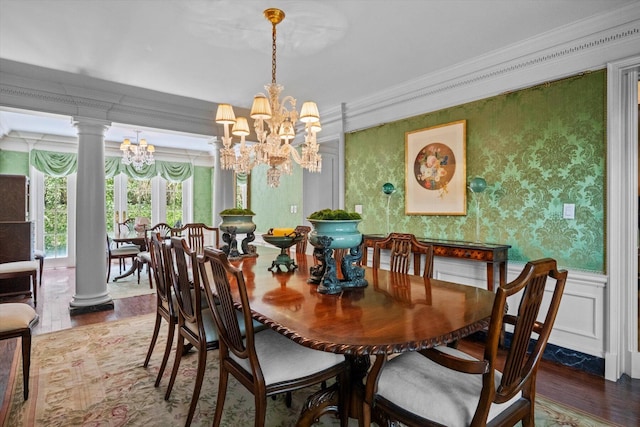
[
  {"xmin": 43, "ymin": 176, "xmax": 68, "ymax": 258},
  {"xmin": 166, "ymin": 181, "xmax": 183, "ymax": 227},
  {"xmin": 106, "ymin": 176, "xmax": 115, "ymax": 233},
  {"xmin": 126, "ymin": 178, "xmax": 152, "ymax": 221}
]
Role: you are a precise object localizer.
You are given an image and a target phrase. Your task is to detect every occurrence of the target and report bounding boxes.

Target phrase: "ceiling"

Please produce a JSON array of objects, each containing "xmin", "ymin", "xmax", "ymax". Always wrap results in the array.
[{"xmin": 0, "ymin": 0, "xmax": 635, "ymax": 150}]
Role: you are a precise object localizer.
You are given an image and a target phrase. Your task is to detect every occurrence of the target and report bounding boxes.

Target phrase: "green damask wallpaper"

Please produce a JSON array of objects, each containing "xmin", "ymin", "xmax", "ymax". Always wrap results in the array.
[
  {"xmin": 0, "ymin": 150, "xmax": 29, "ymax": 175},
  {"xmin": 250, "ymin": 163, "xmax": 304, "ymax": 233},
  {"xmin": 345, "ymin": 70, "xmax": 606, "ymax": 272},
  {"xmin": 193, "ymin": 166, "xmax": 213, "ymax": 225}
]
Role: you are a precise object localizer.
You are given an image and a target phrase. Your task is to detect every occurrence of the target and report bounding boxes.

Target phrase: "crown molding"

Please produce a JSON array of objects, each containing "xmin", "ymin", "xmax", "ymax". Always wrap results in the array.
[{"xmin": 328, "ymin": 3, "xmax": 640, "ymax": 133}]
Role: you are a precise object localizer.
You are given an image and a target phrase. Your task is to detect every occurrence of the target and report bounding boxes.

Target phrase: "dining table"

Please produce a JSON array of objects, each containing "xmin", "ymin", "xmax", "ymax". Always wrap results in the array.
[
  {"xmin": 110, "ymin": 231, "xmax": 147, "ymax": 281},
  {"xmin": 223, "ymin": 246, "xmax": 496, "ymax": 424}
]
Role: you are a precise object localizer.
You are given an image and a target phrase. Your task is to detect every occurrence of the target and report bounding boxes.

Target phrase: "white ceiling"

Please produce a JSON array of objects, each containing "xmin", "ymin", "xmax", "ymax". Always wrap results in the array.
[{"xmin": 0, "ymin": 0, "xmax": 636, "ymax": 150}]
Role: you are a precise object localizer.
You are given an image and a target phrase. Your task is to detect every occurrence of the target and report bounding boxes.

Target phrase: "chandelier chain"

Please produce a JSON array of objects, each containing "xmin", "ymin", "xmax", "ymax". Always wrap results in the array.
[{"xmin": 272, "ymin": 22, "xmax": 277, "ymax": 84}]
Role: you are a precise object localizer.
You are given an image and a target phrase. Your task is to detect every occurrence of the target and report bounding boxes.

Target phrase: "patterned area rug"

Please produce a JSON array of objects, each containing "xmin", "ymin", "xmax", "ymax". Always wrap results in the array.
[
  {"xmin": 1, "ymin": 315, "xmax": 620, "ymax": 426},
  {"xmin": 107, "ymin": 265, "xmax": 156, "ymax": 299}
]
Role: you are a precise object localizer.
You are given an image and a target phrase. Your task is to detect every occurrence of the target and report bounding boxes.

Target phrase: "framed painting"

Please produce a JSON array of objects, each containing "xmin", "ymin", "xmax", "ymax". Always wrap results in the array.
[{"xmin": 405, "ymin": 120, "xmax": 466, "ymax": 215}]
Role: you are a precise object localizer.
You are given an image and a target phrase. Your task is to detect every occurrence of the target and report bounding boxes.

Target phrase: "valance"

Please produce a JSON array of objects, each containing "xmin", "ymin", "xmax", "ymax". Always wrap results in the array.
[
  {"xmin": 30, "ymin": 149, "xmax": 194, "ymax": 182},
  {"xmin": 30, "ymin": 150, "xmax": 77, "ymax": 177}
]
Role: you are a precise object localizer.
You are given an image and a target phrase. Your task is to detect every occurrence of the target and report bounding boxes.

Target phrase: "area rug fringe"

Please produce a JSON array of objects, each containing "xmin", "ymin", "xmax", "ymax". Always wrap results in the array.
[{"xmin": 2, "ymin": 315, "xmax": 621, "ymax": 426}]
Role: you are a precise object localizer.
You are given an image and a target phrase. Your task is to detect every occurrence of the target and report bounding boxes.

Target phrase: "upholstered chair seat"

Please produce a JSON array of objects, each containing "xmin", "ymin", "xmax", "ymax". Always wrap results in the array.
[
  {"xmin": 375, "ymin": 348, "xmax": 521, "ymax": 426},
  {"xmin": 230, "ymin": 328, "xmax": 346, "ymax": 386},
  {"xmin": 0, "ymin": 260, "xmax": 39, "ymax": 305},
  {"xmin": 0, "ymin": 303, "xmax": 39, "ymax": 400}
]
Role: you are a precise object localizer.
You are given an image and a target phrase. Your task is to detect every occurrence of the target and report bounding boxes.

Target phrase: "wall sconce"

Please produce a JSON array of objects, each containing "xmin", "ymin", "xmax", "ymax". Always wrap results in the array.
[
  {"xmin": 468, "ymin": 177, "xmax": 487, "ymax": 242},
  {"xmin": 382, "ymin": 182, "xmax": 396, "ymax": 235}
]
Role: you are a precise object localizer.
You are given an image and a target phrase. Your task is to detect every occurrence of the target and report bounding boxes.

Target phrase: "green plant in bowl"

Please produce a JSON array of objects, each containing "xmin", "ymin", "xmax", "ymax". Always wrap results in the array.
[{"xmin": 307, "ymin": 209, "xmax": 361, "ymax": 220}]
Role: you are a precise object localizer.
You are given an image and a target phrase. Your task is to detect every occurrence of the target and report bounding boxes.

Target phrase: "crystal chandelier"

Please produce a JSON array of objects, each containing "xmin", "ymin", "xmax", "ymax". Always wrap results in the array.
[
  {"xmin": 215, "ymin": 8, "xmax": 322, "ymax": 188},
  {"xmin": 120, "ymin": 130, "xmax": 155, "ymax": 171}
]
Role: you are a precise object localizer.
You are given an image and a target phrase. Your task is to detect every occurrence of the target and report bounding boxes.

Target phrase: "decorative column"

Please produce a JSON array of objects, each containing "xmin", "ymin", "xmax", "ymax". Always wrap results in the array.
[{"xmin": 69, "ymin": 117, "xmax": 113, "ymax": 314}]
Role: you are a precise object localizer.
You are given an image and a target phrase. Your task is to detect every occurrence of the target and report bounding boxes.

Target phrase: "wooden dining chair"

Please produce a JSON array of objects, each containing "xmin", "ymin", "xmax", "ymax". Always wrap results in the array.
[
  {"xmin": 106, "ymin": 235, "xmax": 140, "ymax": 282},
  {"xmin": 292, "ymin": 225, "xmax": 311, "ymax": 255},
  {"xmin": 0, "ymin": 303, "xmax": 39, "ymax": 400},
  {"xmin": 373, "ymin": 232, "xmax": 434, "ymax": 278},
  {"xmin": 362, "ymin": 258, "xmax": 567, "ymax": 427},
  {"xmin": 174, "ymin": 223, "xmax": 220, "ymax": 255},
  {"xmin": 164, "ymin": 236, "xmax": 220, "ymax": 426},
  {"xmin": 198, "ymin": 247, "xmax": 350, "ymax": 427},
  {"xmin": 142, "ymin": 233, "xmax": 177, "ymax": 388},
  {"xmin": 136, "ymin": 222, "xmax": 174, "ymax": 287}
]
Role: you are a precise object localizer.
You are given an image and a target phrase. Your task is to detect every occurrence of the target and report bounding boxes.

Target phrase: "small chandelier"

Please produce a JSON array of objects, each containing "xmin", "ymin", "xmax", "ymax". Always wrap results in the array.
[
  {"xmin": 215, "ymin": 8, "xmax": 322, "ymax": 188},
  {"xmin": 120, "ymin": 130, "xmax": 155, "ymax": 171}
]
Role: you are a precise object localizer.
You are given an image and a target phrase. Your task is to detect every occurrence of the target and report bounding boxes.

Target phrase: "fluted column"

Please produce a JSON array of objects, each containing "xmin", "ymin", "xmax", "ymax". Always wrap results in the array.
[{"xmin": 70, "ymin": 117, "xmax": 113, "ymax": 314}]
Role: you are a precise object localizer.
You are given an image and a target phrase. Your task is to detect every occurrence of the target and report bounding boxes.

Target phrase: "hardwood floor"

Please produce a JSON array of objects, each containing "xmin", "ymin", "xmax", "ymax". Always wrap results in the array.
[{"xmin": 1, "ymin": 266, "xmax": 639, "ymax": 425}]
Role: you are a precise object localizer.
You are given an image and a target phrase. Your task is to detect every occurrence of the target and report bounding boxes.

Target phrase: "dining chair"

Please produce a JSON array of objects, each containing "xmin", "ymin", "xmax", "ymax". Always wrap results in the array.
[
  {"xmin": 0, "ymin": 303, "xmax": 39, "ymax": 400},
  {"xmin": 114, "ymin": 217, "xmax": 139, "ymax": 272},
  {"xmin": 362, "ymin": 258, "xmax": 567, "ymax": 427},
  {"xmin": 175, "ymin": 223, "xmax": 220, "ymax": 255},
  {"xmin": 136, "ymin": 222, "xmax": 174, "ymax": 287},
  {"xmin": 373, "ymin": 232, "xmax": 434, "ymax": 278},
  {"xmin": 106, "ymin": 235, "xmax": 141, "ymax": 282},
  {"xmin": 142, "ymin": 233, "xmax": 177, "ymax": 388},
  {"xmin": 198, "ymin": 247, "xmax": 350, "ymax": 427},
  {"xmin": 292, "ymin": 225, "xmax": 311, "ymax": 255},
  {"xmin": 164, "ymin": 236, "xmax": 219, "ymax": 426},
  {"xmin": 0, "ymin": 260, "xmax": 39, "ymax": 305}
]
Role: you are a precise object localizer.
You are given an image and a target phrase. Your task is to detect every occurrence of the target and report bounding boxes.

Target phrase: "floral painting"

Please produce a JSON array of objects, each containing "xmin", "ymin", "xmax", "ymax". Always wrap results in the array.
[{"xmin": 405, "ymin": 120, "xmax": 466, "ymax": 215}]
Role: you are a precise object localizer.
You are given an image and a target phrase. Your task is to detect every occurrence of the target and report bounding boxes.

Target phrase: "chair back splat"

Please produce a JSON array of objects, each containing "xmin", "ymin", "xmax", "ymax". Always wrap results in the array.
[
  {"xmin": 373, "ymin": 232, "xmax": 434, "ymax": 278},
  {"xmin": 172, "ymin": 223, "xmax": 220, "ymax": 254},
  {"xmin": 363, "ymin": 258, "xmax": 567, "ymax": 427}
]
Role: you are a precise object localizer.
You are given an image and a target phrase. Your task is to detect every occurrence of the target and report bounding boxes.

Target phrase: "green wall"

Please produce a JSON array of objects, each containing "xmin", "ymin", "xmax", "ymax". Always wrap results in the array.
[
  {"xmin": 345, "ymin": 70, "xmax": 606, "ymax": 272},
  {"xmin": 0, "ymin": 150, "xmax": 29, "ymax": 175},
  {"xmin": 250, "ymin": 162, "xmax": 304, "ymax": 232},
  {"xmin": 193, "ymin": 165, "xmax": 213, "ymax": 225}
]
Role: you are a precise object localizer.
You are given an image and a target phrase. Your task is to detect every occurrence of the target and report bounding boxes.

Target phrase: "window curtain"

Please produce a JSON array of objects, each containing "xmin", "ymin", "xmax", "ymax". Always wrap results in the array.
[
  {"xmin": 30, "ymin": 149, "xmax": 194, "ymax": 182},
  {"xmin": 30, "ymin": 149, "xmax": 77, "ymax": 177}
]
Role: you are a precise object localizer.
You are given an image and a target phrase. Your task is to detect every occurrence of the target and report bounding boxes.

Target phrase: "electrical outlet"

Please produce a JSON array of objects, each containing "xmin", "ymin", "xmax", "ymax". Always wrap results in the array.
[{"xmin": 355, "ymin": 204, "xmax": 363, "ymax": 214}]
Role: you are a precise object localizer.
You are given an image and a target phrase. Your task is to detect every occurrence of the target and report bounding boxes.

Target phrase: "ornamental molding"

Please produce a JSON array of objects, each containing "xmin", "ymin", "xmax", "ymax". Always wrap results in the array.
[{"xmin": 336, "ymin": 7, "xmax": 640, "ymax": 133}]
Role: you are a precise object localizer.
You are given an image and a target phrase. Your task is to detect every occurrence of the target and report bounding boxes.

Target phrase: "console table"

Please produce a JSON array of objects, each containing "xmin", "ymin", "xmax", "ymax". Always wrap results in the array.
[{"xmin": 362, "ymin": 234, "xmax": 511, "ymax": 291}]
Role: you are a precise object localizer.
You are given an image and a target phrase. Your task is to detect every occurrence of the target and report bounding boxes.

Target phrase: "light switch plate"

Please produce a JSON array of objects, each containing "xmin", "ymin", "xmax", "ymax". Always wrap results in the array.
[
  {"xmin": 355, "ymin": 204, "xmax": 363, "ymax": 214},
  {"xmin": 563, "ymin": 203, "xmax": 575, "ymax": 219}
]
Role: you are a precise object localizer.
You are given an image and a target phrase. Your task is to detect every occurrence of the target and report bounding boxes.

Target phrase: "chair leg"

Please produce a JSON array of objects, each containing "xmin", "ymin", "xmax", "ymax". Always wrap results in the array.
[
  {"xmin": 21, "ymin": 330, "xmax": 32, "ymax": 400},
  {"xmin": 254, "ymin": 390, "xmax": 268, "ymax": 427},
  {"xmin": 38, "ymin": 256, "xmax": 43, "ymax": 287},
  {"xmin": 185, "ymin": 346, "xmax": 207, "ymax": 427},
  {"xmin": 147, "ymin": 265, "xmax": 153, "ymax": 289},
  {"xmin": 165, "ymin": 335, "xmax": 185, "ymax": 400},
  {"xmin": 32, "ymin": 272, "xmax": 37, "ymax": 307},
  {"xmin": 107, "ymin": 256, "xmax": 111, "ymax": 283},
  {"xmin": 143, "ymin": 313, "xmax": 162, "ymax": 368},
  {"xmin": 213, "ymin": 368, "xmax": 229, "ymax": 427},
  {"xmin": 155, "ymin": 320, "xmax": 175, "ymax": 387}
]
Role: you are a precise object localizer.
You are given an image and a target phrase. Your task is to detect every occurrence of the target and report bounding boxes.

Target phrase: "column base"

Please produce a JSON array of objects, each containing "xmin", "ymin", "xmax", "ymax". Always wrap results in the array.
[{"xmin": 69, "ymin": 300, "xmax": 114, "ymax": 316}]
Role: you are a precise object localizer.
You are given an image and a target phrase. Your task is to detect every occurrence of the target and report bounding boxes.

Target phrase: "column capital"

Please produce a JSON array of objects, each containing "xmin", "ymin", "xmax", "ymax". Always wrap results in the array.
[{"xmin": 72, "ymin": 116, "xmax": 111, "ymax": 133}]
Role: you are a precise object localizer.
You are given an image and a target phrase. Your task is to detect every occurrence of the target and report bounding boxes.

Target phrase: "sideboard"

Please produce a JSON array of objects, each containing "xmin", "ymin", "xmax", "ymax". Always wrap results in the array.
[{"xmin": 361, "ymin": 234, "xmax": 511, "ymax": 291}]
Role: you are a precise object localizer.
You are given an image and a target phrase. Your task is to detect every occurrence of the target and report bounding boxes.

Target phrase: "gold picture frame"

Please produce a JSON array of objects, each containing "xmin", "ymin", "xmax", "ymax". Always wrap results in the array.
[{"xmin": 405, "ymin": 120, "xmax": 466, "ymax": 215}]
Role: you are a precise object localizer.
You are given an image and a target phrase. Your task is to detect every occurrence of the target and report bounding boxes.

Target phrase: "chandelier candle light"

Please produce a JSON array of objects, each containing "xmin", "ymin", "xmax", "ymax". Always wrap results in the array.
[
  {"xmin": 215, "ymin": 8, "xmax": 322, "ymax": 188},
  {"xmin": 120, "ymin": 130, "xmax": 155, "ymax": 171}
]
